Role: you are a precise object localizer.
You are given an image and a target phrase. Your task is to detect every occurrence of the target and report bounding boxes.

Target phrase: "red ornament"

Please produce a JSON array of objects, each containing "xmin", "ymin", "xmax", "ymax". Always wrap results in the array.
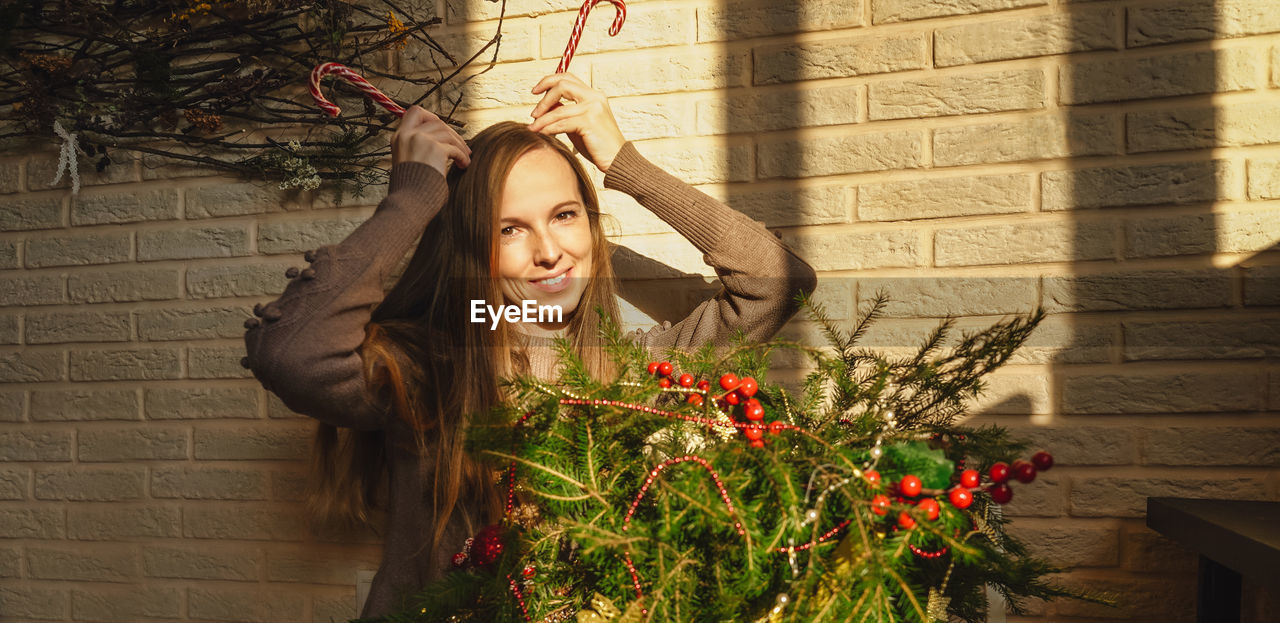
[
  {"xmin": 647, "ymin": 362, "xmax": 659, "ymax": 375},
  {"xmin": 471, "ymin": 525, "xmax": 505, "ymax": 566},
  {"xmin": 658, "ymin": 377, "xmax": 671, "ymax": 388},
  {"xmin": 718, "ymin": 373, "xmax": 740, "ymax": 390},
  {"xmin": 897, "ymin": 511, "xmax": 916, "ymax": 529},
  {"xmin": 657, "ymin": 361, "xmax": 673, "ymax": 376},
  {"xmin": 749, "ymin": 439, "xmax": 765, "ymax": 449},
  {"xmin": 870, "ymin": 494, "xmax": 890, "ymax": 516},
  {"xmin": 959, "ymin": 469, "xmax": 981, "ymax": 489},
  {"xmin": 451, "ymin": 552, "xmax": 468, "ymax": 567},
  {"xmin": 767, "ymin": 421, "xmax": 786, "ymax": 435},
  {"xmin": 1032, "ymin": 451, "xmax": 1054, "ymax": 471},
  {"xmin": 1014, "ymin": 462, "xmax": 1037, "ymax": 484},
  {"xmin": 738, "ymin": 377, "xmax": 758, "ymax": 397},
  {"xmin": 989, "ymin": 483, "xmax": 1013, "ymax": 504},
  {"xmin": 696, "ymin": 379, "xmax": 711, "ymax": 391},
  {"xmin": 743, "ymin": 398, "xmax": 764, "ymax": 421},
  {"xmin": 522, "ymin": 564, "xmax": 537, "ymax": 579},
  {"xmin": 989, "ymin": 462, "xmax": 1010, "ymax": 483},
  {"xmin": 948, "ymin": 487, "xmax": 973, "ymax": 509},
  {"xmin": 865, "ymin": 470, "xmax": 882, "ymax": 488},
  {"xmin": 899, "ymin": 475, "xmax": 922, "ymax": 498},
  {"xmin": 686, "ymin": 394, "xmax": 703, "ymax": 406},
  {"xmin": 744, "ymin": 425, "xmax": 764, "ymax": 441},
  {"xmin": 917, "ymin": 498, "xmax": 940, "ymax": 521},
  {"xmin": 725, "ymin": 389, "xmax": 743, "ymax": 406},
  {"xmin": 678, "ymin": 373, "xmax": 694, "ymax": 387}
]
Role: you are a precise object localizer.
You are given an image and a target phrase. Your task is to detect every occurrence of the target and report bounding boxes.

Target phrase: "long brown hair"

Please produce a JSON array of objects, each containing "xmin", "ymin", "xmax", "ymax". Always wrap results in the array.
[{"xmin": 306, "ymin": 122, "xmax": 621, "ymax": 565}]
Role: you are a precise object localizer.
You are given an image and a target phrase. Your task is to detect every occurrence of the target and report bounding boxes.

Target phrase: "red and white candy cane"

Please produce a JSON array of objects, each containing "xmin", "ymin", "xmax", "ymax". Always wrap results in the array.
[
  {"xmin": 309, "ymin": 62, "xmax": 405, "ymax": 118},
  {"xmin": 556, "ymin": 0, "xmax": 627, "ymax": 74}
]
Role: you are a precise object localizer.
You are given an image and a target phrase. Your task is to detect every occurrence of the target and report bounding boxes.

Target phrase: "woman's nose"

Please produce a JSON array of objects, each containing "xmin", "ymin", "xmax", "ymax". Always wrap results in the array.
[{"xmin": 532, "ymin": 229, "xmax": 562, "ymax": 266}]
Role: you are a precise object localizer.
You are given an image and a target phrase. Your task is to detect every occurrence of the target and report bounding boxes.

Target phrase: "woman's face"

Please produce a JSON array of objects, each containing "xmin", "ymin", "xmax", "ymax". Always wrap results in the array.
[{"xmin": 496, "ymin": 147, "xmax": 593, "ymax": 331}]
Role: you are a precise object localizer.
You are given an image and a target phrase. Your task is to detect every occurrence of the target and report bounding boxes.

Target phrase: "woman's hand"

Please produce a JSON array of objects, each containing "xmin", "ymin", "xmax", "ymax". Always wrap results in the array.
[
  {"xmin": 527, "ymin": 73, "xmax": 627, "ymax": 173},
  {"xmin": 391, "ymin": 106, "xmax": 471, "ymax": 176}
]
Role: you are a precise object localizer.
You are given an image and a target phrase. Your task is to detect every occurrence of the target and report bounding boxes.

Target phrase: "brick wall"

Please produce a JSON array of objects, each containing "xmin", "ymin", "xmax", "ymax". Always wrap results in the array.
[{"xmin": 2, "ymin": 0, "xmax": 1278, "ymax": 621}]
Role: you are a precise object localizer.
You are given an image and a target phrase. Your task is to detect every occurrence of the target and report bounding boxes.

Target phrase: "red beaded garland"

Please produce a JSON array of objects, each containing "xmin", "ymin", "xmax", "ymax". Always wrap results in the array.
[{"xmin": 768, "ymin": 421, "xmax": 786, "ymax": 435}]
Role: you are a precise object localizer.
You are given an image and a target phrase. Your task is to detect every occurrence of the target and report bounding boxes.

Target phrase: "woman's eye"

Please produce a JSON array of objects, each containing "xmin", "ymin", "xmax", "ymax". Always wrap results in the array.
[
  {"xmin": 500, "ymin": 226, "xmax": 516, "ymax": 236},
  {"xmin": 557, "ymin": 210, "xmax": 577, "ymax": 220}
]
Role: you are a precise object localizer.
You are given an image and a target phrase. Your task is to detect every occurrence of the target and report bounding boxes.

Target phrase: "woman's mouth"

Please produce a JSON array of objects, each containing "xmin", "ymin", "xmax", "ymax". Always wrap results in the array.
[{"xmin": 530, "ymin": 267, "xmax": 572, "ymax": 293}]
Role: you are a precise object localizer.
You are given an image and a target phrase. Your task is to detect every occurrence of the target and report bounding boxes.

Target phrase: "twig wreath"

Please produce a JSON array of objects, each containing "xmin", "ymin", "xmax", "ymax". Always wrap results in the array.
[{"xmin": 0, "ymin": 0, "xmax": 510, "ymax": 197}]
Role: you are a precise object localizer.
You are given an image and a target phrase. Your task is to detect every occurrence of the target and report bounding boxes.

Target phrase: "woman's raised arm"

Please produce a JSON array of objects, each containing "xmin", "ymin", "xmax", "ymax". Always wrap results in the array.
[
  {"xmin": 603, "ymin": 142, "xmax": 819, "ymax": 354},
  {"xmin": 241, "ymin": 107, "xmax": 465, "ymax": 429}
]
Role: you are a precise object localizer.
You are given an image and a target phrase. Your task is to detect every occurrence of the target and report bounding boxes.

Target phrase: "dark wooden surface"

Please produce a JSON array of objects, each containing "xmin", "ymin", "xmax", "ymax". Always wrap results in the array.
[{"xmin": 1146, "ymin": 497, "xmax": 1280, "ymax": 585}]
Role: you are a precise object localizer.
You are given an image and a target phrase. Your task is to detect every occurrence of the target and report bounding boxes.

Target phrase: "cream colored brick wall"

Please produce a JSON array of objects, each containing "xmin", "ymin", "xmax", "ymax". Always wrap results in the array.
[{"xmin": 2, "ymin": 0, "xmax": 1279, "ymax": 621}]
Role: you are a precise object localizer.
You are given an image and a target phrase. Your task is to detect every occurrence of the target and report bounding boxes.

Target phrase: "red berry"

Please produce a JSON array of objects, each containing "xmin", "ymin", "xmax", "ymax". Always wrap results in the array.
[
  {"xmin": 743, "ymin": 398, "xmax": 764, "ymax": 421},
  {"xmin": 989, "ymin": 483, "xmax": 1013, "ymax": 504},
  {"xmin": 989, "ymin": 462, "xmax": 1010, "ymax": 483},
  {"xmin": 451, "ymin": 552, "xmax": 468, "ymax": 567},
  {"xmin": 1014, "ymin": 462, "xmax": 1037, "ymax": 484},
  {"xmin": 749, "ymin": 439, "xmax": 765, "ymax": 449},
  {"xmin": 948, "ymin": 487, "xmax": 973, "ymax": 509},
  {"xmin": 522, "ymin": 564, "xmax": 536, "ymax": 578},
  {"xmin": 678, "ymin": 373, "xmax": 694, "ymax": 387},
  {"xmin": 1032, "ymin": 451, "xmax": 1054, "ymax": 471},
  {"xmin": 686, "ymin": 394, "xmax": 703, "ymax": 406},
  {"xmin": 897, "ymin": 511, "xmax": 916, "ymax": 529},
  {"xmin": 696, "ymin": 379, "xmax": 710, "ymax": 391},
  {"xmin": 647, "ymin": 362, "xmax": 659, "ymax": 375},
  {"xmin": 744, "ymin": 425, "xmax": 764, "ymax": 441},
  {"xmin": 899, "ymin": 475, "xmax": 922, "ymax": 498},
  {"xmin": 738, "ymin": 377, "xmax": 758, "ymax": 397},
  {"xmin": 917, "ymin": 498, "xmax": 940, "ymax": 521},
  {"xmin": 658, "ymin": 377, "xmax": 671, "ymax": 388},
  {"xmin": 768, "ymin": 421, "xmax": 786, "ymax": 435},
  {"xmin": 865, "ymin": 470, "xmax": 882, "ymax": 488},
  {"xmin": 725, "ymin": 389, "xmax": 743, "ymax": 406},
  {"xmin": 657, "ymin": 361, "xmax": 673, "ymax": 376},
  {"xmin": 718, "ymin": 373, "xmax": 740, "ymax": 391},
  {"xmin": 959, "ymin": 469, "xmax": 981, "ymax": 489},
  {"xmin": 870, "ymin": 494, "xmax": 890, "ymax": 515}
]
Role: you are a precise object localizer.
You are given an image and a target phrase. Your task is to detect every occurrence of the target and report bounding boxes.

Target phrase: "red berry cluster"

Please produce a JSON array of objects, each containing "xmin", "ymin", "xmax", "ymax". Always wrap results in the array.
[
  {"xmin": 644, "ymin": 364, "xmax": 784, "ymax": 449},
  {"xmin": 859, "ymin": 449, "xmax": 1054, "ymax": 531},
  {"xmin": 983, "ymin": 451, "xmax": 1054, "ymax": 504}
]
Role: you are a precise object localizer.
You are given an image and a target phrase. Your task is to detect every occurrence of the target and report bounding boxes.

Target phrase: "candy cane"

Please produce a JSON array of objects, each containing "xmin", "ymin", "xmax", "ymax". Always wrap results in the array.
[
  {"xmin": 556, "ymin": 0, "xmax": 627, "ymax": 74},
  {"xmin": 309, "ymin": 62, "xmax": 405, "ymax": 118}
]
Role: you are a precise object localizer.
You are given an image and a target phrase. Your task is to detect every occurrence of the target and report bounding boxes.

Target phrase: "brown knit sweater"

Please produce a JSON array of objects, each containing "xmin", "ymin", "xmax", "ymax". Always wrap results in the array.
[{"xmin": 241, "ymin": 141, "xmax": 817, "ymax": 618}]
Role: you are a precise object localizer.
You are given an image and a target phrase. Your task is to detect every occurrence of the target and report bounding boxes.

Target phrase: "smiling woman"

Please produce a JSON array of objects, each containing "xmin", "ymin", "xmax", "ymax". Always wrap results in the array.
[{"xmin": 240, "ymin": 73, "xmax": 817, "ymax": 618}]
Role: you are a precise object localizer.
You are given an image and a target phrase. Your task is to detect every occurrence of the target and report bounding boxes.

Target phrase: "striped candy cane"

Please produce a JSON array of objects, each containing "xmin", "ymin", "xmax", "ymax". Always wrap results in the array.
[
  {"xmin": 556, "ymin": 0, "xmax": 627, "ymax": 74},
  {"xmin": 309, "ymin": 62, "xmax": 406, "ymax": 118}
]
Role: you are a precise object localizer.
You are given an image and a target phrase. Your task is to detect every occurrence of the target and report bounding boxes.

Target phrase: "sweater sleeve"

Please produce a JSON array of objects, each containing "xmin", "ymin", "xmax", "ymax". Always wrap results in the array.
[
  {"xmin": 602, "ymin": 142, "xmax": 818, "ymax": 355},
  {"xmin": 241, "ymin": 162, "xmax": 449, "ymax": 430}
]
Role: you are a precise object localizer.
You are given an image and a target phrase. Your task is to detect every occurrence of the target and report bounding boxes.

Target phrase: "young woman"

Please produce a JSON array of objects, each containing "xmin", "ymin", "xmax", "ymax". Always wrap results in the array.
[{"xmin": 241, "ymin": 73, "xmax": 817, "ymax": 618}]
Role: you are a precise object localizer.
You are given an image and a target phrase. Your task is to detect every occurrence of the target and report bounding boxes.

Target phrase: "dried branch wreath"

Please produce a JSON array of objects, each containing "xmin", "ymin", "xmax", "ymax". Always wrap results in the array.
[{"xmin": 0, "ymin": 0, "xmax": 508, "ymax": 197}]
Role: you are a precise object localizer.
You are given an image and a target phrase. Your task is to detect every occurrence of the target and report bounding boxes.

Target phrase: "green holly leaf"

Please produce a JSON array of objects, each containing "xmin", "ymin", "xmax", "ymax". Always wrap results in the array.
[{"xmin": 883, "ymin": 441, "xmax": 954, "ymax": 490}]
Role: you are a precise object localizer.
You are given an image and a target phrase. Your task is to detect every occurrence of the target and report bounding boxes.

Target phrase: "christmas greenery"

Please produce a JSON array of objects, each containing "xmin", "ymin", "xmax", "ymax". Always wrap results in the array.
[
  {"xmin": 1, "ymin": 0, "xmax": 507, "ymax": 196},
  {"xmin": 360, "ymin": 292, "xmax": 1108, "ymax": 622}
]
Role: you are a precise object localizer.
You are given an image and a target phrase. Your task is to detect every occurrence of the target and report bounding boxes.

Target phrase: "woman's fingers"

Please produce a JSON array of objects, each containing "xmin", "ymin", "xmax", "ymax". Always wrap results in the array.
[
  {"xmin": 529, "ymin": 74, "xmax": 596, "ymax": 118},
  {"xmin": 527, "ymin": 102, "xmax": 585, "ymax": 133}
]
